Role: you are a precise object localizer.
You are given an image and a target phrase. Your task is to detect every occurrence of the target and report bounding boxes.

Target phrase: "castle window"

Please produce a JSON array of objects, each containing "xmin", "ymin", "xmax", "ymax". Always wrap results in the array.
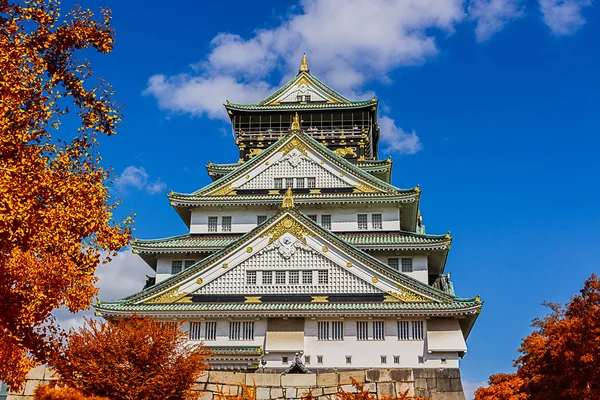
[
  {"xmin": 247, "ymin": 271, "xmax": 257, "ymax": 285},
  {"xmin": 441, "ymin": 358, "xmax": 447, "ymax": 364},
  {"xmin": 205, "ymin": 321, "xmax": 217, "ymax": 341},
  {"xmin": 380, "ymin": 356, "xmax": 387, "ymax": 364},
  {"xmin": 318, "ymin": 270, "xmax": 329, "ymax": 285},
  {"xmin": 308, "ymin": 214, "xmax": 317, "ymax": 222},
  {"xmin": 388, "ymin": 258, "xmax": 399, "ymax": 271},
  {"xmin": 346, "ymin": 356, "xmax": 352, "ymax": 364},
  {"xmin": 184, "ymin": 260, "xmax": 195, "ymax": 270},
  {"xmin": 372, "ymin": 214, "xmax": 382, "ymax": 229},
  {"xmin": 401, "ymin": 258, "xmax": 413, "ymax": 273},
  {"xmin": 302, "ymin": 270, "xmax": 313, "ymax": 284},
  {"xmin": 208, "ymin": 216, "xmax": 218, "ymax": 232},
  {"xmin": 257, "ymin": 215, "xmax": 267, "ymax": 225},
  {"xmin": 297, "ymin": 95, "xmax": 311, "ymax": 102},
  {"xmin": 171, "ymin": 260, "xmax": 182, "ymax": 274},
  {"xmin": 332, "ymin": 321, "xmax": 344, "ymax": 340},
  {"xmin": 274, "ymin": 178, "xmax": 283, "ymax": 189},
  {"xmin": 296, "ymin": 177, "xmax": 305, "ymax": 188},
  {"xmin": 285, "ymin": 178, "xmax": 294, "ymax": 188},
  {"xmin": 262, "ymin": 271, "xmax": 272, "ymax": 285},
  {"xmin": 307, "ymin": 177, "xmax": 316, "ymax": 188},
  {"xmin": 189, "ymin": 322, "xmax": 202, "ymax": 341},
  {"xmin": 373, "ymin": 321, "xmax": 385, "ymax": 340},
  {"xmin": 275, "ymin": 271, "xmax": 286, "ymax": 284},
  {"xmin": 394, "ymin": 356, "xmax": 400, "ymax": 364},
  {"xmin": 398, "ymin": 321, "xmax": 410, "ymax": 340},
  {"xmin": 412, "ymin": 321, "xmax": 424, "ymax": 340},
  {"xmin": 317, "ymin": 355, "xmax": 323, "ymax": 364},
  {"xmin": 222, "ymin": 216, "xmax": 232, "ymax": 232},
  {"xmin": 317, "ymin": 321, "xmax": 330, "ymax": 341},
  {"xmin": 357, "ymin": 214, "xmax": 368, "ymax": 230},
  {"xmin": 282, "ymin": 356, "xmax": 288, "ymax": 364},
  {"xmin": 357, "ymin": 321, "xmax": 369, "ymax": 340},
  {"xmin": 304, "ymin": 355, "xmax": 311, "ymax": 364},
  {"xmin": 289, "ymin": 271, "xmax": 300, "ymax": 285},
  {"xmin": 321, "ymin": 214, "xmax": 331, "ymax": 230},
  {"xmin": 229, "ymin": 321, "xmax": 254, "ymax": 340},
  {"xmin": 418, "ymin": 356, "xmax": 424, "ymax": 364}
]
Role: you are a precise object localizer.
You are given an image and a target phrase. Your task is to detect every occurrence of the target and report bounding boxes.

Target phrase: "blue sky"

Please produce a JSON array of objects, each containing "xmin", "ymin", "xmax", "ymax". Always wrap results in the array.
[{"xmin": 56, "ymin": 0, "xmax": 599, "ymax": 396}]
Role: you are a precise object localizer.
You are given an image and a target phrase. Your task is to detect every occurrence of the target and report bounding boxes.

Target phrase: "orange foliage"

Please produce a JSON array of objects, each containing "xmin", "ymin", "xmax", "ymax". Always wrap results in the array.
[
  {"xmin": 475, "ymin": 274, "xmax": 600, "ymax": 400},
  {"xmin": 0, "ymin": 0, "xmax": 130, "ymax": 390},
  {"xmin": 34, "ymin": 385, "xmax": 108, "ymax": 400},
  {"xmin": 52, "ymin": 317, "xmax": 211, "ymax": 400}
]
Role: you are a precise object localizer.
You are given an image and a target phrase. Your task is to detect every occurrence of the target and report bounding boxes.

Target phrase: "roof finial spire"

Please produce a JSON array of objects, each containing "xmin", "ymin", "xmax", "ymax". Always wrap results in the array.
[
  {"xmin": 282, "ymin": 187, "xmax": 295, "ymax": 209},
  {"xmin": 291, "ymin": 112, "xmax": 300, "ymax": 131},
  {"xmin": 299, "ymin": 53, "xmax": 309, "ymax": 73}
]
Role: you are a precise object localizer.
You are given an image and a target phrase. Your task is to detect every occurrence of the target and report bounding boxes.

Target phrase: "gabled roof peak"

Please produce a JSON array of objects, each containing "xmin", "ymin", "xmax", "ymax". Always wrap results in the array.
[{"xmin": 299, "ymin": 53, "xmax": 309, "ymax": 74}]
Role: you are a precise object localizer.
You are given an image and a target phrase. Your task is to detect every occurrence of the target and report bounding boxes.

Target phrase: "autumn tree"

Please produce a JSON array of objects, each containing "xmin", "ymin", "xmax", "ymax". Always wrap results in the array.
[
  {"xmin": 52, "ymin": 317, "xmax": 211, "ymax": 400},
  {"xmin": 475, "ymin": 274, "xmax": 600, "ymax": 400},
  {"xmin": 34, "ymin": 386, "xmax": 109, "ymax": 400},
  {"xmin": 0, "ymin": 0, "xmax": 130, "ymax": 389}
]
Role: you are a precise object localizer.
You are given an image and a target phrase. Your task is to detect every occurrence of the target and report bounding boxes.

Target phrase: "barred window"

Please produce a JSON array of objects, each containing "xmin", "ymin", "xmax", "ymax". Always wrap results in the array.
[
  {"xmin": 284, "ymin": 178, "xmax": 294, "ymax": 188},
  {"xmin": 357, "ymin": 214, "xmax": 368, "ymax": 230},
  {"xmin": 274, "ymin": 178, "xmax": 283, "ymax": 189},
  {"xmin": 222, "ymin": 216, "xmax": 232, "ymax": 232},
  {"xmin": 373, "ymin": 321, "xmax": 385, "ymax": 341},
  {"xmin": 262, "ymin": 271, "xmax": 272, "ymax": 285},
  {"xmin": 345, "ymin": 356, "xmax": 352, "ymax": 364},
  {"xmin": 317, "ymin": 321, "xmax": 329, "ymax": 341},
  {"xmin": 304, "ymin": 355, "xmax": 311, "ymax": 364},
  {"xmin": 317, "ymin": 355, "xmax": 323, "ymax": 364},
  {"xmin": 321, "ymin": 214, "xmax": 331, "ymax": 230},
  {"xmin": 308, "ymin": 214, "xmax": 317, "ymax": 222},
  {"xmin": 357, "ymin": 321, "xmax": 369, "ymax": 341},
  {"xmin": 388, "ymin": 258, "xmax": 399, "ymax": 271},
  {"xmin": 275, "ymin": 271, "xmax": 286, "ymax": 284},
  {"xmin": 401, "ymin": 258, "xmax": 413, "ymax": 273},
  {"xmin": 412, "ymin": 321, "xmax": 424, "ymax": 340},
  {"xmin": 229, "ymin": 321, "xmax": 254, "ymax": 340},
  {"xmin": 307, "ymin": 177, "xmax": 316, "ymax": 188},
  {"xmin": 302, "ymin": 270, "xmax": 312, "ymax": 284},
  {"xmin": 184, "ymin": 260, "xmax": 195, "ymax": 270},
  {"xmin": 418, "ymin": 356, "xmax": 424, "ymax": 364},
  {"xmin": 296, "ymin": 178, "xmax": 305, "ymax": 188},
  {"xmin": 208, "ymin": 216, "xmax": 218, "ymax": 232},
  {"xmin": 318, "ymin": 270, "xmax": 329, "ymax": 285},
  {"xmin": 289, "ymin": 271, "xmax": 299, "ymax": 285},
  {"xmin": 171, "ymin": 260, "xmax": 182, "ymax": 274},
  {"xmin": 332, "ymin": 321, "xmax": 344, "ymax": 340},
  {"xmin": 189, "ymin": 322, "xmax": 202, "ymax": 341},
  {"xmin": 247, "ymin": 271, "xmax": 257, "ymax": 285},
  {"xmin": 398, "ymin": 321, "xmax": 410, "ymax": 340},
  {"xmin": 205, "ymin": 321, "xmax": 217, "ymax": 341},
  {"xmin": 372, "ymin": 214, "xmax": 382, "ymax": 229},
  {"xmin": 257, "ymin": 215, "xmax": 267, "ymax": 225},
  {"xmin": 282, "ymin": 356, "xmax": 288, "ymax": 364},
  {"xmin": 394, "ymin": 356, "xmax": 400, "ymax": 364},
  {"xmin": 380, "ymin": 355, "xmax": 387, "ymax": 364}
]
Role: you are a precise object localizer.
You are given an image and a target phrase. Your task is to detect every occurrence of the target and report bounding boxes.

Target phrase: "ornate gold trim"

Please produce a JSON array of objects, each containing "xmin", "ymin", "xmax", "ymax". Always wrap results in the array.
[
  {"xmin": 196, "ymin": 278, "xmax": 203, "ymax": 285},
  {"xmin": 281, "ymin": 187, "xmax": 294, "ymax": 209},
  {"xmin": 208, "ymin": 183, "xmax": 237, "ymax": 196},
  {"xmin": 280, "ymin": 137, "xmax": 308, "ymax": 156},
  {"xmin": 372, "ymin": 276, "xmax": 379, "ymax": 283},
  {"xmin": 353, "ymin": 183, "xmax": 378, "ymax": 193},
  {"xmin": 222, "ymin": 263, "xmax": 229, "ymax": 269},
  {"xmin": 145, "ymin": 286, "xmax": 189, "ymax": 304},
  {"xmin": 245, "ymin": 296, "xmax": 262, "ymax": 303},
  {"xmin": 386, "ymin": 290, "xmax": 433, "ymax": 303},
  {"xmin": 311, "ymin": 296, "xmax": 329, "ymax": 303},
  {"xmin": 259, "ymin": 215, "xmax": 315, "ymax": 245},
  {"xmin": 346, "ymin": 262, "xmax": 352, "ymax": 268},
  {"xmin": 322, "ymin": 246, "xmax": 329, "ymax": 253},
  {"xmin": 291, "ymin": 112, "xmax": 301, "ymax": 131},
  {"xmin": 246, "ymin": 247, "xmax": 253, "ymax": 253}
]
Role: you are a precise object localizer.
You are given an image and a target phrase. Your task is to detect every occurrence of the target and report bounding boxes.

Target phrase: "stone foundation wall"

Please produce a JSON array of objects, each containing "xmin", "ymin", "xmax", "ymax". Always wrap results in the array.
[{"xmin": 7, "ymin": 367, "xmax": 466, "ymax": 400}]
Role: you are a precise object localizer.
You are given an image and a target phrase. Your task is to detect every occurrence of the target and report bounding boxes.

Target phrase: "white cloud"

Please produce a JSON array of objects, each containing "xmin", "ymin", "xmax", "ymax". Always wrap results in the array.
[
  {"xmin": 379, "ymin": 116, "xmax": 423, "ymax": 155},
  {"xmin": 468, "ymin": 0, "xmax": 524, "ymax": 42},
  {"xmin": 539, "ymin": 0, "xmax": 592, "ymax": 36},
  {"xmin": 462, "ymin": 380, "xmax": 488, "ymax": 400},
  {"xmin": 54, "ymin": 249, "xmax": 154, "ymax": 331},
  {"xmin": 115, "ymin": 165, "xmax": 167, "ymax": 195}
]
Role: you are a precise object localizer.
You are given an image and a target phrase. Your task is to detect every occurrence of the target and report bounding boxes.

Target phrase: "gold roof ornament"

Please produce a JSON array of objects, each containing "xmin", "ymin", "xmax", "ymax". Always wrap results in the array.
[
  {"xmin": 291, "ymin": 112, "xmax": 301, "ymax": 131},
  {"xmin": 299, "ymin": 53, "xmax": 308, "ymax": 72},
  {"xmin": 281, "ymin": 186, "xmax": 295, "ymax": 209}
]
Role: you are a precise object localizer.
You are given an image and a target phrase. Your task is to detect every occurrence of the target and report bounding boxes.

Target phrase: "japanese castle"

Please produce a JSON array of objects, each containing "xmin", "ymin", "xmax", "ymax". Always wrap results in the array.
[{"xmin": 96, "ymin": 55, "xmax": 481, "ymax": 371}]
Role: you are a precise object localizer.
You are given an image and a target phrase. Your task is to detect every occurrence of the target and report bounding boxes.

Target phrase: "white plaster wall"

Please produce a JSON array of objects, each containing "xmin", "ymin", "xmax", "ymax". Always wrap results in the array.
[
  {"xmin": 371, "ymin": 254, "xmax": 429, "ymax": 284},
  {"xmin": 189, "ymin": 205, "xmax": 400, "ymax": 234},
  {"xmin": 155, "ymin": 255, "xmax": 205, "ymax": 284}
]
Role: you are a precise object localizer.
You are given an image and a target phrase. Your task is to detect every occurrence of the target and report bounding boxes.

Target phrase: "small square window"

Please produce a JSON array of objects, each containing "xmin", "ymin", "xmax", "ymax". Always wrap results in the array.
[
  {"xmin": 308, "ymin": 214, "xmax": 317, "ymax": 222},
  {"xmin": 345, "ymin": 356, "xmax": 352, "ymax": 364},
  {"xmin": 318, "ymin": 270, "xmax": 328, "ymax": 284},
  {"xmin": 296, "ymin": 178, "xmax": 305, "ymax": 188},
  {"xmin": 257, "ymin": 215, "xmax": 267, "ymax": 225},
  {"xmin": 222, "ymin": 216, "xmax": 232, "ymax": 232},
  {"xmin": 304, "ymin": 355, "xmax": 311, "ymax": 364},
  {"xmin": 274, "ymin": 178, "xmax": 283, "ymax": 189},
  {"xmin": 275, "ymin": 271, "xmax": 286, "ymax": 284},
  {"xmin": 380, "ymin": 356, "xmax": 387, "ymax": 364},
  {"xmin": 393, "ymin": 356, "xmax": 400, "ymax": 364},
  {"xmin": 388, "ymin": 258, "xmax": 399, "ymax": 271},
  {"xmin": 357, "ymin": 214, "xmax": 368, "ymax": 230},
  {"xmin": 282, "ymin": 356, "xmax": 288, "ymax": 364},
  {"xmin": 289, "ymin": 271, "xmax": 299, "ymax": 285},
  {"xmin": 441, "ymin": 358, "xmax": 447, "ymax": 364},
  {"xmin": 184, "ymin": 260, "xmax": 195, "ymax": 270},
  {"xmin": 321, "ymin": 215, "xmax": 331, "ymax": 230},
  {"xmin": 302, "ymin": 270, "xmax": 313, "ymax": 284},
  {"xmin": 262, "ymin": 271, "xmax": 272, "ymax": 285},
  {"xmin": 246, "ymin": 271, "xmax": 257, "ymax": 285},
  {"xmin": 401, "ymin": 258, "xmax": 413, "ymax": 273},
  {"xmin": 171, "ymin": 260, "xmax": 182, "ymax": 274},
  {"xmin": 372, "ymin": 214, "xmax": 382, "ymax": 229},
  {"xmin": 307, "ymin": 177, "xmax": 316, "ymax": 188},
  {"xmin": 208, "ymin": 216, "xmax": 218, "ymax": 232},
  {"xmin": 418, "ymin": 356, "xmax": 424, "ymax": 364},
  {"xmin": 285, "ymin": 178, "xmax": 294, "ymax": 188},
  {"xmin": 317, "ymin": 355, "xmax": 323, "ymax": 364}
]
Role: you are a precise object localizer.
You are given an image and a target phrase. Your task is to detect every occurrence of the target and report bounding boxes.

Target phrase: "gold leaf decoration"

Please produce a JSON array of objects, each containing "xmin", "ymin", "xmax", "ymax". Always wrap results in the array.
[
  {"xmin": 334, "ymin": 147, "xmax": 357, "ymax": 157},
  {"xmin": 145, "ymin": 286, "xmax": 189, "ymax": 304},
  {"xmin": 311, "ymin": 296, "xmax": 329, "ymax": 303},
  {"xmin": 280, "ymin": 137, "xmax": 308, "ymax": 156},
  {"xmin": 245, "ymin": 296, "xmax": 262, "ymax": 303},
  {"xmin": 353, "ymin": 183, "xmax": 378, "ymax": 193},
  {"xmin": 208, "ymin": 183, "xmax": 236, "ymax": 196},
  {"xmin": 385, "ymin": 290, "xmax": 433, "ymax": 303},
  {"xmin": 259, "ymin": 216, "xmax": 315, "ymax": 245}
]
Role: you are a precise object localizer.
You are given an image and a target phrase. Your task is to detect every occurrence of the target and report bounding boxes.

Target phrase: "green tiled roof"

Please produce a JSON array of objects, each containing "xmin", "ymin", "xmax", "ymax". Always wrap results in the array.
[
  {"xmin": 227, "ymin": 99, "xmax": 376, "ymax": 111},
  {"xmin": 208, "ymin": 346, "xmax": 262, "ymax": 356},
  {"xmin": 132, "ymin": 231, "xmax": 450, "ymax": 253},
  {"xmin": 97, "ymin": 300, "xmax": 480, "ymax": 313}
]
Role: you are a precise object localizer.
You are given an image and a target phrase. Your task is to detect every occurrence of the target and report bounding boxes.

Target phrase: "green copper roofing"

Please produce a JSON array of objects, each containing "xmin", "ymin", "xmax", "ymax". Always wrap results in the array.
[
  {"xmin": 132, "ymin": 231, "xmax": 450, "ymax": 253},
  {"xmin": 258, "ymin": 70, "xmax": 351, "ymax": 105},
  {"xmin": 108, "ymin": 209, "xmax": 468, "ymax": 310},
  {"xmin": 170, "ymin": 130, "xmax": 417, "ymax": 202},
  {"xmin": 208, "ymin": 346, "xmax": 262, "ymax": 356},
  {"xmin": 226, "ymin": 99, "xmax": 376, "ymax": 111}
]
